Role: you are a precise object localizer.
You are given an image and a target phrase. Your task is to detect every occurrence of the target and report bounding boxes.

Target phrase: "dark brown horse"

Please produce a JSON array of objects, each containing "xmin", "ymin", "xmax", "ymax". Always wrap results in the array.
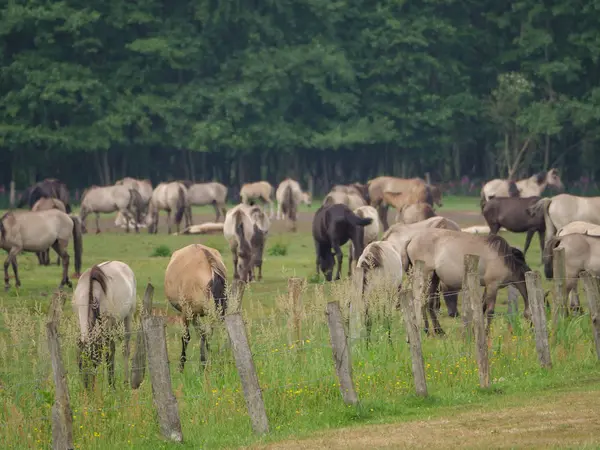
[
  {"xmin": 482, "ymin": 196, "xmax": 545, "ymax": 262},
  {"xmin": 16, "ymin": 178, "xmax": 71, "ymax": 213}
]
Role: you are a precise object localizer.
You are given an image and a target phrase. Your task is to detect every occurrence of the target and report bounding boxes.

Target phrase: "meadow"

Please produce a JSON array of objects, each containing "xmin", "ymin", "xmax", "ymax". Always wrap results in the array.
[{"xmin": 0, "ymin": 196, "xmax": 599, "ymax": 449}]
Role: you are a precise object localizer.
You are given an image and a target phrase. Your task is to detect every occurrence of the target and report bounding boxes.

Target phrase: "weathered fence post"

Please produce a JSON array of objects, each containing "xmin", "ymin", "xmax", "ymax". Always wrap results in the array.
[
  {"xmin": 230, "ymin": 279, "xmax": 246, "ymax": 314},
  {"xmin": 398, "ymin": 289, "xmax": 428, "ymax": 396},
  {"xmin": 9, "ymin": 180, "xmax": 15, "ymax": 208},
  {"xmin": 411, "ymin": 260, "xmax": 428, "ymax": 330},
  {"xmin": 581, "ymin": 271, "xmax": 600, "ymax": 361},
  {"xmin": 225, "ymin": 313, "xmax": 270, "ymax": 435},
  {"xmin": 288, "ymin": 277, "xmax": 303, "ymax": 345},
  {"xmin": 465, "ymin": 254, "xmax": 489, "ymax": 389},
  {"xmin": 325, "ymin": 301, "xmax": 359, "ymax": 405},
  {"xmin": 349, "ymin": 267, "xmax": 366, "ymax": 341},
  {"xmin": 552, "ymin": 247, "xmax": 568, "ymax": 325},
  {"xmin": 141, "ymin": 286, "xmax": 183, "ymax": 443},
  {"xmin": 525, "ymin": 272, "xmax": 552, "ymax": 369},
  {"xmin": 507, "ymin": 285, "xmax": 519, "ymax": 317},
  {"xmin": 461, "ymin": 255, "xmax": 476, "ymax": 340},
  {"xmin": 131, "ymin": 284, "xmax": 154, "ymax": 389},
  {"xmin": 46, "ymin": 291, "xmax": 74, "ymax": 450}
]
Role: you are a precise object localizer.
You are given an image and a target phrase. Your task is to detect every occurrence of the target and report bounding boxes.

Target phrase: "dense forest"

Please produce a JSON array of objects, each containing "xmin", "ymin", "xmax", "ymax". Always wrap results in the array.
[{"xmin": 2, "ymin": 0, "xmax": 600, "ymax": 195}]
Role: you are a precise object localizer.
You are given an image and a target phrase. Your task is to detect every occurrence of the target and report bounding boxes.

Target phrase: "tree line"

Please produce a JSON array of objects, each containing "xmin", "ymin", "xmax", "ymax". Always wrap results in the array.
[{"xmin": 1, "ymin": 0, "xmax": 600, "ymax": 195}]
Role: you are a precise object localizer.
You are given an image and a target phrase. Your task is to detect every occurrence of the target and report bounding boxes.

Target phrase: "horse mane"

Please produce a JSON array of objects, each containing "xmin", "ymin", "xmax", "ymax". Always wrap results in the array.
[
  {"xmin": 88, "ymin": 265, "xmax": 108, "ymax": 330},
  {"xmin": 483, "ymin": 234, "xmax": 529, "ymax": 275},
  {"xmin": 202, "ymin": 247, "xmax": 228, "ymax": 317},
  {"xmin": 360, "ymin": 243, "xmax": 385, "ymax": 270}
]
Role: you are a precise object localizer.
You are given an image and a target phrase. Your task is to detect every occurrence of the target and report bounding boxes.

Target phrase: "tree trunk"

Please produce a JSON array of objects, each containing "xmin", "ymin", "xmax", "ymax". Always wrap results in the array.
[{"xmin": 102, "ymin": 150, "xmax": 111, "ymax": 185}]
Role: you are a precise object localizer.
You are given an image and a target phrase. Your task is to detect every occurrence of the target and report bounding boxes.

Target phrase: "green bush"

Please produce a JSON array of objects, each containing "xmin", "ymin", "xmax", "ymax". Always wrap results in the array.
[
  {"xmin": 268, "ymin": 241, "xmax": 288, "ymax": 256},
  {"xmin": 150, "ymin": 245, "xmax": 172, "ymax": 257}
]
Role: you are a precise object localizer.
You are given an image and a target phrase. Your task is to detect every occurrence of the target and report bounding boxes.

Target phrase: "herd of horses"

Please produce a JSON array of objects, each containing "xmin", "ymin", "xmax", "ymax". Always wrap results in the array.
[{"xmin": 3, "ymin": 167, "xmax": 600, "ymax": 388}]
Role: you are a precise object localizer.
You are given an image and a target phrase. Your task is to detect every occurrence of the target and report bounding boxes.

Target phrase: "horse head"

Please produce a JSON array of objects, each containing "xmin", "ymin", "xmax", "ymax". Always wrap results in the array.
[
  {"xmin": 547, "ymin": 168, "xmax": 564, "ymax": 192},
  {"xmin": 319, "ymin": 250, "xmax": 335, "ymax": 281}
]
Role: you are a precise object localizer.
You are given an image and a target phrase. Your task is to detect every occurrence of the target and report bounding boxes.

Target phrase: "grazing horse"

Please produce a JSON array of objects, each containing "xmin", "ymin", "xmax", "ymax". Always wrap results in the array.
[
  {"xmin": 146, "ymin": 182, "xmax": 189, "ymax": 234},
  {"xmin": 331, "ymin": 183, "xmax": 370, "ymax": 204},
  {"xmin": 323, "ymin": 190, "xmax": 367, "ymax": 211},
  {"xmin": 481, "ymin": 168, "xmax": 563, "ymax": 203},
  {"xmin": 404, "ymin": 229, "xmax": 530, "ymax": 335},
  {"xmin": 312, "ymin": 203, "xmax": 373, "ymax": 281},
  {"xmin": 544, "ymin": 224, "xmax": 600, "ymax": 313},
  {"xmin": 16, "ymin": 178, "xmax": 72, "ymax": 213},
  {"xmin": 0, "ymin": 209, "xmax": 83, "ymax": 290},
  {"xmin": 224, "ymin": 204, "xmax": 271, "ymax": 282},
  {"xmin": 275, "ymin": 178, "xmax": 310, "ymax": 231},
  {"xmin": 187, "ymin": 182, "xmax": 228, "ymax": 222},
  {"xmin": 367, "ymin": 177, "xmax": 432, "ymax": 230},
  {"xmin": 527, "ymin": 194, "xmax": 600, "ymax": 243},
  {"xmin": 73, "ymin": 261, "xmax": 136, "ymax": 388},
  {"xmin": 483, "ymin": 196, "xmax": 545, "ymax": 260},
  {"xmin": 395, "ymin": 203, "xmax": 436, "ymax": 225},
  {"xmin": 348, "ymin": 206, "xmax": 381, "ymax": 276},
  {"xmin": 80, "ymin": 185, "xmax": 143, "ymax": 234},
  {"xmin": 240, "ymin": 181, "xmax": 275, "ymax": 218},
  {"xmin": 357, "ymin": 240, "xmax": 404, "ymax": 296},
  {"xmin": 165, "ymin": 244, "xmax": 228, "ymax": 369},
  {"xmin": 32, "ymin": 198, "xmax": 67, "ymax": 266}
]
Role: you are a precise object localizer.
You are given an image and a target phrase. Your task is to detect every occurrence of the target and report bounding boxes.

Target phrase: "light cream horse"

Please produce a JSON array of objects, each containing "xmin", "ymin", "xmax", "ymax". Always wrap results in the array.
[
  {"xmin": 527, "ymin": 194, "xmax": 600, "ymax": 242},
  {"xmin": 395, "ymin": 203, "xmax": 436, "ymax": 225},
  {"xmin": 72, "ymin": 261, "xmax": 136, "ymax": 388},
  {"xmin": 165, "ymin": 244, "xmax": 228, "ymax": 369},
  {"xmin": 240, "ymin": 181, "xmax": 275, "ymax": 218},
  {"xmin": 79, "ymin": 185, "xmax": 144, "ymax": 233},
  {"xmin": 275, "ymin": 178, "xmax": 311, "ymax": 231},
  {"xmin": 115, "ymin": 177, "xmax": 153, "ymax": 225},
  {"xmin": 0, "ymin": 209, "xmax": 83, "ymax": 290},
  {"xmin": 224, "ymin": 204, "xmax": 271, "ymax": 281},
  {"xmin": 187, "ymin": 182, "xmax": 228, "ymax": 222},
  {"xmin": 323, "ymin": 190, "xmax": 366, "ymax": 211},
  {"xmin": 481, "ymin": 168, "xmax": 563, "ymax": 202},
  {"xmin": 382, "ymin": 190, "xmax": 436, "ymax": 225},
  {"xmin": 146, "ymin": 182, "xmax": 189, "ymax": 234},
  {"xmin": 348, "ymin": 205, "xmax": 381, "ymax": 276},
  {"xmin": 32, "ymin": 197, "xmax": 66, "ymax": 266},
  {"xmin": 331, "ymin": 183, "xmax": 370, "ymax": 203}
]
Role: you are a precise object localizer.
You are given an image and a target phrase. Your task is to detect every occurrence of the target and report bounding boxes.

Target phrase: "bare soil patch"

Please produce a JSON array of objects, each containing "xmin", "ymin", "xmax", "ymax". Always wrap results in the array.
[{"xmin": 252, "ymin": 388, "xmax": 600, "ymax": 449}]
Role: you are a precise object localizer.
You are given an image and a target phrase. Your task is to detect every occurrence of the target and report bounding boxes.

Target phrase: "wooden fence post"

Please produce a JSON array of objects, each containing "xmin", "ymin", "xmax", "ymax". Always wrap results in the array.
[
  {"xmin": 225, "ymin": 313, "xmax": 270, "ymax": 435},
  {"xmin": 325, "ymin": 301, "xmax": 359, "ymax": 405},
  {"xmin": 349, "ymin": 267, "xmax": 366, "ymax": 341},
  {"xmin": 46, "ymin": 291, "xmax": 74, "ymax": 450},
  {"xmin": 507, "ymin": 285, "xmax": 519, "ymax": 317},
  {"xmin": 131, "ymin": 284, "xmax": 154, "ymax": 389},
  {"xmin": 465, "ymin": 254, "xmax": 489, "ymax": 389},
  {"xmin": 230, "ymin": 279, "xmax": 246, "ymax": 314},
  {"xmin": 411, "ymin": 260, "xmax": 428, "ymax": 330},
  {"xmin": 141, "ymin": 286, "xmax": 183, "ymax": 443},
  {"xmin": 288, "ymin": 277, "xmax": 303, "ymax": 345},
  {"xmin": 461, "ymin": 255, "xmax": 476, "ymax": 340},
  {"xmin": 9, "ymin": 180, "xmax": 15, "ymax": 208},
  {"xmin": 525, "ymin": 272, "xmax": 552, "ymax": 369},
  {"xmin": 398, "ymin": 289, "xmax": 428, "ymax": 396},
  {"xmin": 552, "ymin": 247, "xmax": 568, "ymax": 325},
  {"xmin": 581, "ymin": 271, "xmax": 600, "ymax": 361}
]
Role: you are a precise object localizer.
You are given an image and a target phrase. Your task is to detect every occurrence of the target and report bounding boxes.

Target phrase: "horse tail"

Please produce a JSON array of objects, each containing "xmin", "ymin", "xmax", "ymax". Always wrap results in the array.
[
  {"xmin": 175, "ymin": 185, "xmax": 186, "ymax": 225},
  {"xmin": 344, "ymin": 209, "xmax": 373, "ymax": 228},
  {"xmin": 527, "ymin": 197, "xmax": 554, "ymax": 236},
  {"xmin": 203, "ymin": 248, "xmax": 228, "ymax": 318},
  {"xmin": 282, "ymin": 184, "xmax": 296, "ymax": 220},
  {"xmin": 128, "ymin": 189, "xmax": 143, "ymax": 223},
  {"xmin": 543, "ymin": 236, "xmax": 561, "ymax": 279},
  {"xmin": 71, "ymin": 216, "xmax": 83, "ymax": 277},
  {"xmin": 508, "ymin": 180, "xmax": 520, "ymax": 197},
  {"xmin": 88, "ymin": 264, "xmax": 108, "ymax": 329}
]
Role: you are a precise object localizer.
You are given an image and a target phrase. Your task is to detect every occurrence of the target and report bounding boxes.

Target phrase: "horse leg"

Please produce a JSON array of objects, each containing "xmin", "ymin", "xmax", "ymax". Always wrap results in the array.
[
  {"xmin": 123, "ymin": 315, "xmax": 132, "ymax": 385},
  {"xmin": 106, "ymin": 336, "xmax": 116, "ymax": 388},
  {"xmin": 483, "ymin": 284, "xmax": 499, "ymax": 335},
  {"xmin": 194, "ymin": 320, "xmax": 209, "ymax": 366},
  {"xmin": 212, "ymin": 201, "xmax": 220, "ymax": 222},
  {"xmin": 539, "ymin": 230, "xmax": 545, "ymax": 265},
  {"xmin": 443, "ymin": 291, "xmax": 459, "ymax": 318},
  {"xmin": 179, "ymin": 319, "xmax": 191, "ymax": 372},
  {"xmin": 166, "ymin": 210, "xmax": 172, "ymax": 235},
  {"xmin": 52, "ymin": 241, "xmax": 71, "ymax": 289},
  {"xmin": 523, "ymin": 230, "xmax": 534, "ymax": 255},
  {"xmin": 95, "ymin": 212, "xmax": 101, "ymax": 234},
  {"xmin": 4, "ymin": 250, "xmax": 11, "ymax": 291},
  {"xmin": 348, "ymin": 242, "xmax": 354, "ymax": 277},
  {"xmin": 333, "ymin": 242, "xmax": 343, "ymax": 281},
  {"xmin": 233, "ymin": 253, "xmax": 239, "ymax": 280},
  {"xmin": 427, "ymin": 274, "xmax": 445, "ymax": 336}
]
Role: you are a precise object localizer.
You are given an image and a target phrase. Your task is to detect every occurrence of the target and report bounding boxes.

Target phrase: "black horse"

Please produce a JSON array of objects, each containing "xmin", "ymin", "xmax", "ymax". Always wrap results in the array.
[
  {"xmin": 16, "ymin": 178, "xmax": 71, "ymax": 213},
  {"xmin": 312, "ymin": 203, "xmax": 373, "ymax": 281}
]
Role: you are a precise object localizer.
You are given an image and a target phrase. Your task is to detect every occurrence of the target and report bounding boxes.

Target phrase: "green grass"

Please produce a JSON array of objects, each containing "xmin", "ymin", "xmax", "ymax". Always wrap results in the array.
[{"xmin": 0, "ymin": 198, "xmax": 598, "ymax": 449}]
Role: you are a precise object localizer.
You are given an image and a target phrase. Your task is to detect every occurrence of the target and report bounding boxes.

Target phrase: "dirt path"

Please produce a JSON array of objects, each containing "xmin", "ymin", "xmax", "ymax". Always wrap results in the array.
[{"xmin": 251, "ymin": 387, "xmax": 600, "ymax": 449}]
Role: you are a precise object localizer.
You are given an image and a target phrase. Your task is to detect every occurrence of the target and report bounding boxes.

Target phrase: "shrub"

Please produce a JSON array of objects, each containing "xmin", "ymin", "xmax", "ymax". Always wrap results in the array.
[
  {"xmin": 150, "ymin": 245, "xmax": 172, "ymax": 257},
  {"xmin": 268, "ymin": 242, "xmax": 288, "ymax": 256}
]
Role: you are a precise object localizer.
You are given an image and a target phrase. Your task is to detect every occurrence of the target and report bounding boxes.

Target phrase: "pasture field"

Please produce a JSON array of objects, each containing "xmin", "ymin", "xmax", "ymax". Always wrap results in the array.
[{"xmin": 0, "ymin": 196, "xmax": 599, "ymax": 449}]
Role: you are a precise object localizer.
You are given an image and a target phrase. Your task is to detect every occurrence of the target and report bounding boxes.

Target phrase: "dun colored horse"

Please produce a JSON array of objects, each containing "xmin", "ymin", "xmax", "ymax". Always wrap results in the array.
[
  {"xmin": 544, "ymin": 224, "xmax": 600, "ymax": 313},
  {"xmin": 483, "ymin": 196, "xmax": 545, "ymax": 261},
  {"xmin": 395, "ymin": 203, "xmax": 436, "ymax": 225},
  {"xmin": 481, "ymin": 168, "xmax": 563, "ymax": 202},
  {"xmin": 73, "ymin": 261, "xmax": 136, "ymax": 388},
  {"xmin": 404, "ymin": 229, "xmax": 530, "ymax": 335},
  {"xmin": 331, "ymin": 183, "xmax": 370, "ymax": 203},
  {"xmin": 80, "ymin": 185, "xmax": 143, "ymax": 234},
  {"xmin": 224, "ymin": 204, "xmax": 270, "ymax": 282},
  {"xmin": 240, "ymin": 181, "xmax": 275, "ymax": 218},
  {"xmin": 186, "ymin": 182, "xmax": 228, "ymax": 222},
  {"xmin": 312, "ymin": 203, "xmax": 373, "ymax": 281},
  {"xmin": 323, "ymin": 190, "xmax": 366, "ymax": 211},
  {"xmin": 146, "ymin": 182, "xmax": 189, "ymax": 234},
  {"xmin": 164, "ymin": 244, "xmax": 228, "ymax": 369},
  {"xmin": 348, "ymin": 206, "xmax": 381, "ymax": 276},
  {"xmin": 0, "ymin": 209, "xmax": 83, "ymax": 290},
  {"xmin": 16, "ymin": 178, "xmax": 71, "ymax": 213},
  {"xmin": 275, "ymin": 178, "xmax": 310, "ymax": 231},
  {"xmin": 527, "ymin": 194, "xmax": 600, "ymax": 242},
  {"xmin": 32, "ymin": 198, "xmax": 67, "ymax": 266}
]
